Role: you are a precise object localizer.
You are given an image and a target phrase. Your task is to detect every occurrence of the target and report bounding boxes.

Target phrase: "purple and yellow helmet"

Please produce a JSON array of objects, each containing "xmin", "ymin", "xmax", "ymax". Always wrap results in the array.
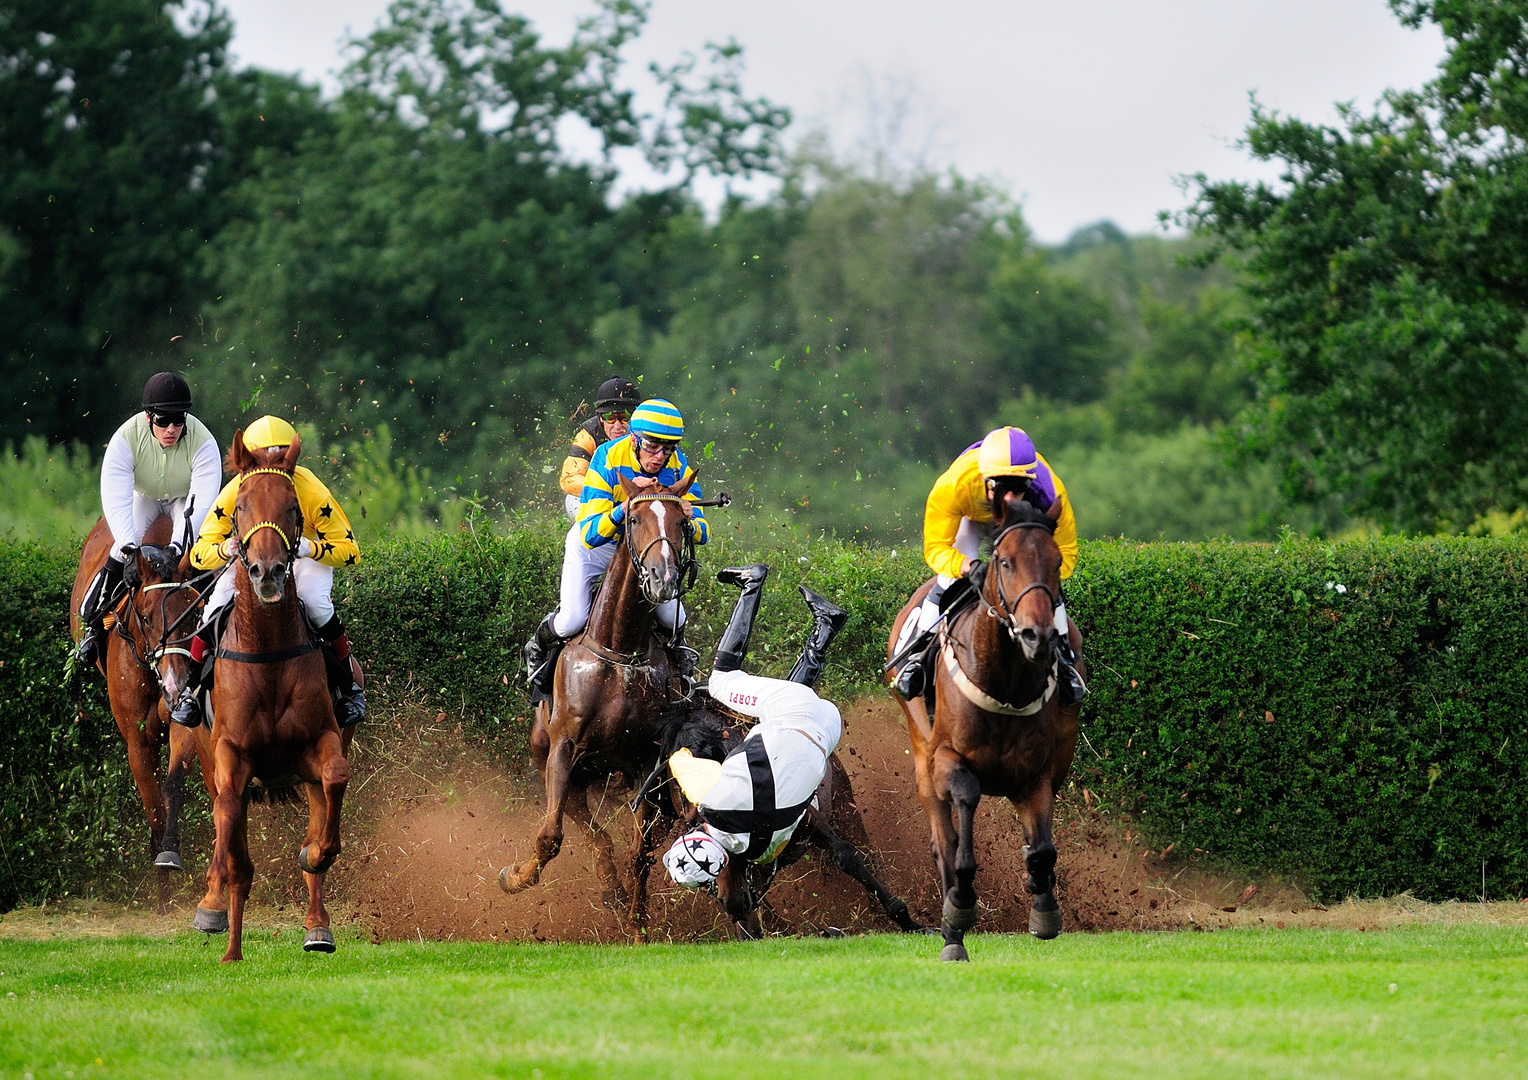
[{"xmin": 976, "ymin": 426, "xmax": 1040, "ymax": 480}]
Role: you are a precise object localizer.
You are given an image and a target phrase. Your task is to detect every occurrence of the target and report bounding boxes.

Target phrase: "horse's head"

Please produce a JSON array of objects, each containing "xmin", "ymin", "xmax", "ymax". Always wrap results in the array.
[
  {"xmin": 618, "ymin": 474, "xmax": 697, "ymax": 605},
  {"xmin": 984, "ymin": 496, "xmax": 1064, "ymax": 663},
  {"xmin": 227, "ymin": 427, "xmax": 304, "ymax": 605},
  {"xmin": 118, "ymin": 540, "xmax": 198, "ymax": 709}
]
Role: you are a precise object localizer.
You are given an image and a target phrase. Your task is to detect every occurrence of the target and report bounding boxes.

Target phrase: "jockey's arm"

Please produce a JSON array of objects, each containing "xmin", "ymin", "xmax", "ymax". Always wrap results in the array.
[
  {"xmin": 576, "ymin": 459, "xmax": 623, "ymax": 550},
  {"xmin": 294, "ymin": 468, "xmax": 361, "ymax": 567},
  {"xmin": 1051, "ymin": 471, "xmax": 1078, "ymax": 580},
  {"xmin": 187, "ymin": 433, "xmax": 222, "ymax": 540},
  {"xmin": 99, "ymin": 429, "xmax": 137, "ymax": 554},
  {"xmin": 190, "ymin": 478, "xmax": 239, "ymax": 570},
  {"xmin": 922, "ymin": 459, "xmax": 979, "ymax": 580},
  {"xmin": 559, "ymin": 425, "xmax": 599, "ymax": 497}
]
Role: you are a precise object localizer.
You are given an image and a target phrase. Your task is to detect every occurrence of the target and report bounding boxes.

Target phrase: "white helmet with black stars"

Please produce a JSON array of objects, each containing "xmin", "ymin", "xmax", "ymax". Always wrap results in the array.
[{"xmin": 663, "ymin": 829, "xmax": 728, "ymax": 888}]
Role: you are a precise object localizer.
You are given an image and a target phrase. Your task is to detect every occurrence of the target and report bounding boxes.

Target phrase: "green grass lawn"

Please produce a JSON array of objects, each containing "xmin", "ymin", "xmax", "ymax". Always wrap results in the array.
[{"xmin": 1, "ymin": 926, "xmax": 1524, "ymax": 1079}]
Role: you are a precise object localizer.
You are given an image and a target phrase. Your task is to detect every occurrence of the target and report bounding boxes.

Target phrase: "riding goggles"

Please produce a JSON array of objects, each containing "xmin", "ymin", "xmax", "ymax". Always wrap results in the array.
[
  {"xmin": 634, "ymin": 434, "xmax": 679, "ymax": 456},
  {"xmin": 150, "ymin": 411, "xmax": 187, "ymax": 429},
  {"xmin": 600, "ymin": 410, "xmax": 630, "ymax": 423}
]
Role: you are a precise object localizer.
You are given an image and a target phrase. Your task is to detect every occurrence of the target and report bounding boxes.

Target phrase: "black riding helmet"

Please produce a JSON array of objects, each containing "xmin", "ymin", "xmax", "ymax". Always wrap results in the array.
[
  {"xmin": 593, "ymin": 376, "xmax": 640, "ymax": 413},
  {"xmin": 142, "ymin": 371, "xmax": 192, "ymax": 411}
]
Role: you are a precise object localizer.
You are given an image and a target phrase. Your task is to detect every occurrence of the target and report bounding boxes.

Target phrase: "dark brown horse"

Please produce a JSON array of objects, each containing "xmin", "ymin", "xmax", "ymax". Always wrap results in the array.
[
  {"xmin": 71, "ymin": 512, "xmax": 214, "ymax": 884},
  {"xmin": 192, "ymin": 429, "xmax": 351, "ymax": 962},
  {"xmin": 499, "ymin": 480, "xmax": 703, "ymax": 929},
  {"xmin": 652, "ymin": 695, "xmax": 928, "ymax": 939},
  {"xmin": 888, "ymin": 499, "xmax": 1083, "ymax": 962}
]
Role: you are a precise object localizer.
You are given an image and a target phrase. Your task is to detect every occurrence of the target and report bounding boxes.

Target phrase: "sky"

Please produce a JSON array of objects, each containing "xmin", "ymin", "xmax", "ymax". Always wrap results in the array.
[{"xmin": 216, "ymin": 0, "xmax": 1447, "ymax": 243}]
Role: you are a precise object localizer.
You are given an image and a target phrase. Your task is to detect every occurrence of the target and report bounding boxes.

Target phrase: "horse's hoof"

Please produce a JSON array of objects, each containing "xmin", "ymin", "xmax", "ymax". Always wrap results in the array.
[
  {"xmin": 498, "ymin": 865, "xmax": 531, "ymax": 895},
  {"xmin": 193, "ymin": 907, "xmax": 229, "ymax": 934},
  {"xmin": 1029, "ymin": 898, "xmax": 1063, "ymax": 940},
  {"xmin": 303, "ymin": 927, "xmax": 336, "ymax": 953},
  {"xmin": 820, "ymin": 926, "xmax": 848, "ymax": 938},
  {"xmin": 153, "ymin": 850, "xmax": 184, "ymax": 871},
  {"xmin": 939, "ymin": 942, "xmax": 970, "ymax": 963},
  {"xmin": 297, "ymin": 845, "xmax": 334, "ymax": 875}
]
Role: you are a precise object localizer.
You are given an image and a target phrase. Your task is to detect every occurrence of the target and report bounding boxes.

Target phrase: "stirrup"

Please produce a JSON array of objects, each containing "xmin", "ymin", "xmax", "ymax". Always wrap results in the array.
[
  {"xmin": 74, "ymin": 625, "xmax": 102, "ymax": 667},
  {"xmin": 894, "ymin": 657, "xmax": 926, "ymax": 700}
]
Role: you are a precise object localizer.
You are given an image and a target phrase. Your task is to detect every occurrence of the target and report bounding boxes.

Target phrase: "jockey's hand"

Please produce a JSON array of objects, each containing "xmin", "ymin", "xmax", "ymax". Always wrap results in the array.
[
  {"xmin": 297, "ymin": 537, "xmax": 315, "ymax": 560},
  {"xmin": 621, "ymin": 475, "xmax": 658, "ymax": 518},
  {"xmin": 680, "ymin": 500, "xmax": 694, "ymax": 520},
  {"xmin": 221, "ymin": 537, "xmax": 239, "ymax": 560},
  {"xmin": 960, "ymin": 557, "xmax": 975, "ymax": 576}
]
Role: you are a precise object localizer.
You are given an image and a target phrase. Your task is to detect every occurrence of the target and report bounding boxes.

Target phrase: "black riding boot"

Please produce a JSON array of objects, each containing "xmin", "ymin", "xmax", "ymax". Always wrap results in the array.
[
  {"xmin": 712, "ymin": 564, "xmax": 769, "ymax": 673},
  {"xmin": 664, "ymin": 621, "xmax": 699, "ymax": 688},
  {"xmin": 1057, "ymin": 634, "xmax": 1088, "ymax": 707},
  {"xmin": 892, "ymin": 628, "xmax": 937, "ymax": 699},
  {"xmin": 524, "ymin": 610, "xmax": 568, "ymax": 700},
  {"xmin": 786, "ymin": 586, "xmax": 848, "ymax": 688},
  {"xmin": 74, "ymin": 556, "xmax": 125, "ymax": 666},
  {"xmin": 169, "ymin": 616, "xmax": 219, "ymax": 728},
  {"xmin": 314, "ymin": 613, "xmax": 366, "ymax": 726}
]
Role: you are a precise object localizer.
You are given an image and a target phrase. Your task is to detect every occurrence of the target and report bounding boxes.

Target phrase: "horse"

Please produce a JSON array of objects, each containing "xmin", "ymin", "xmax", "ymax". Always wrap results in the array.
[
  {"xmin": 886, "ymin": 499, "xmax": 1083, "ymax": 962},
  {"xmin": 191, "ymin": 428, "xmax": 351, "ymax": 962},
  {"xmin": 651, "ymin": 692, "xmax": 929, "ymax": 939},
  {"xmin": 70, "ymin": 511, "xmax": 215, "ymax": 886},
  {"xmin": 499, "ymin": 479, "xmax": 709, "ymax": 930}
]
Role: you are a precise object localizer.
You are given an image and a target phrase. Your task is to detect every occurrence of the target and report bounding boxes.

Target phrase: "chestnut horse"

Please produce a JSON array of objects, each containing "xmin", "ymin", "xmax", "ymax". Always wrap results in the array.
[
  {"xmin": 191, "ymin": 429, "xmax": 351, "ymax": 962},
  {"xmin": 887, "ymin": 499, "xmax": 1082, "ymax": 962},
  {"xmin": 499, "ymin": 480, "xmax": 712, "ymax": 930},
  {"xmin": 70, "ymin": 512, "xmax": 214, "ymax": 882},
  {"xmin": 652, "ymin": 692, "xmax": 928, "ymax": 939}
]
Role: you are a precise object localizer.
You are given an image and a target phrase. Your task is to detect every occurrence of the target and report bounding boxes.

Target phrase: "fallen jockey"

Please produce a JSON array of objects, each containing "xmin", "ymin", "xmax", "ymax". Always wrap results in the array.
[
  {"xmin": 169, "ymin": 414, "xmax": 367, "ymax": 728},
  {"xmin": 558, "ymin": 375, "xmax": 640, "ymax": 518},
  {"xmin": 662, "ymin": 564, "xmax": 851, "ymax": 888},
  {"xmin": 525, "ymin": 397, "xmax": 711, "ymax": 699},
  {"xmin": 75, "ymin": 372, "xmax": 221, "ymax": 666},
  {"xmin": 888, "ymin": 425, "xmax": 1086, "ymax": 706}
]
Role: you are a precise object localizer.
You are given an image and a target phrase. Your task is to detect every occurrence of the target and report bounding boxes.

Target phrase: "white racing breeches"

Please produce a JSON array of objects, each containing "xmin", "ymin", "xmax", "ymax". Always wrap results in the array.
[
  {"xmin": 696, "ymin": 669, "xmax": 842, "ymax": 862},
  {"xmin": 550, "ymin": 522, "xmax": 683, "ymax": 639},
  {"xmin": 201, "ymin": 559, "xmax": 336, "ymax": 628},
  {"xmin": 108, "ymin": 494, "xmax": 193, "ymax": 560}
]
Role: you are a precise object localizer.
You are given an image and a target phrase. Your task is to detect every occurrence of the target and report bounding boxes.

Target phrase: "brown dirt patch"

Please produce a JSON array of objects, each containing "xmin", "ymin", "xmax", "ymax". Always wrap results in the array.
[{"xmin": 10, "ymin": 696, "xmax": 1527, "ymax": 942}]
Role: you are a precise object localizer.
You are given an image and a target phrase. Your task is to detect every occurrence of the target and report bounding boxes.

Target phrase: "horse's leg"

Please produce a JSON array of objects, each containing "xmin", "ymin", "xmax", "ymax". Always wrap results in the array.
[
  {"xmin": 802, "ymin": 808, "xmax": 925, "ymax": 932},
  {"xmin": 627, "ymin": 797, "xmax": 657, "ymax": 935},
  {"xmin": 566, "ymin": 781, "xmax": 626, "ymax": 910},
  {"xmin": 715, "ymin": 859, "xmax": 757, "ymax": 939},
  {"xmin": 202, "ymin": 741, "xmax": 252, "ymax": 960},
  {"xmin": 927, "ymin": 746, "xmax": 981, "ymax": 962},
  {"xmin": 503, "ymin": 734, "xmax": 575, "ymax": 892},
  {"xmin": 223, "ymin": 789, "xmax": 255, "ymax": 964},
  {"xmin": 117, "ymin": 706, "xmax": 166, "ymax": 862},
  {"xmin": 1013, "ymin": 778, "xmax": 1063, "ymax": 941},
  {"xmin": 156, "ymin": 723, "xmax": 202, "ymax": 872},
  {"xmin": 298, "ymin": 729, "xmax": 350, "ymax": 873}
]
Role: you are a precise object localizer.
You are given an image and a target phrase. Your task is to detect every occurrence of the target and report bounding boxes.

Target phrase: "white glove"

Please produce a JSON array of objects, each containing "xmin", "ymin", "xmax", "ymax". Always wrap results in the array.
[
  {"xmin": 298, "ymin": 537, "xmax": 315, "ymax": 559},
  {"xmin": 221, "ymin": 537, "xmax": 239, "ymax": 560}
]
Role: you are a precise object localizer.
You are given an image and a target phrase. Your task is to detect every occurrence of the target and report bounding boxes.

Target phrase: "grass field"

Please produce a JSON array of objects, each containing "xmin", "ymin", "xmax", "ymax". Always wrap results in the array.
[{"xmin": 1, "ymin": 926, "xmax": 1525, "ymax": 1079}]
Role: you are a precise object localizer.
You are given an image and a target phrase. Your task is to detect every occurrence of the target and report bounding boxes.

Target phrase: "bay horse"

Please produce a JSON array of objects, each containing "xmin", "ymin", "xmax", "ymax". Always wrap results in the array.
[
  {"xmin": 499, "ymin": 479, "xmax": 713, "ymax": 930},
  {"xmin": 70, "ymin": 511, "xmax": 214, "ymax": 882},
  {"xmin": 192, "ymin": 429, "xmax": 351, "ymax": 962},
  {"xmin": 651, "ymin": 689, "xmax": 929, "ymax": 939},
  {"xmin": 887, "ymin": 499, "xmax": 1082, "ymax": 962}
]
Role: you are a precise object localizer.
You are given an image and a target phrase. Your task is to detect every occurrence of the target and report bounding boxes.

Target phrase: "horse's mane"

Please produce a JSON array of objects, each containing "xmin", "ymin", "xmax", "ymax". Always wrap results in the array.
[
  {"xmin": 996, "ymin": 497, "xmax": 1056, "ymax": 534},
  {"xmin": 655, "ymin": 693, "xmax": 736, "ymax": 763}
]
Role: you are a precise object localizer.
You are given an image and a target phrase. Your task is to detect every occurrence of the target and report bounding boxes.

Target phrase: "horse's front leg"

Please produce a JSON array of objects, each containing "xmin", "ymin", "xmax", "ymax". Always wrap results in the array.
[
  {"xmin": 627, "ymin": 796, "xmax": 657, "ymax": 935},
  {"xmin": 716, "ymin": 859, "xmax": 757, "ymax": 939},
  {"xmin": 927, "ymin": 745, "xmax": 981, "ymax": 962},
  {"xmin": 1013, "ymin": 776, "xmax": 1064, "ymax": 940},
  {"xmin": 116, "ymin": 702, "xmax": 167, "ymax": 862},
  {"xmin": 156, "ymin": 723, "xmax": 204, "ymax": 872},
  {"xmin": 565, "ymin": 780, "xmax": 626, "ymax": 911},
  {"xmin": 297, "ymin": 729, "xmax": 349, "ymax": 875},
  {"xmin": 502, "ymin": 734, "xmax": 575, "ymax": 893},
  {"xmin": 802, "ymin": 806, "xmax": 926, "ymax": 933},
  {"xmin": 201, "ymin": 740, "xmax": 253, "ymax": 961}
]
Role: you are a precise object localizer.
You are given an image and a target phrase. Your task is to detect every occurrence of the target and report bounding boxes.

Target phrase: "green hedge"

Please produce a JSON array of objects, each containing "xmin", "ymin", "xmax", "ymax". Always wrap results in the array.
[{"xmin": 4, "ymin": 525, "xmax": 1527, "ymax": 906}]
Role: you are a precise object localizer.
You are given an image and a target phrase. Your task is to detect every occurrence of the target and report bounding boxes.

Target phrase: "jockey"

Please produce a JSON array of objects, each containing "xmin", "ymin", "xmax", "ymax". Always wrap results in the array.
[
  {"xmin": 523, "ymin": 398, "xmax": 710, "ymax": 698},
  {"xmin": 889, "ymin": 426, "xmax": 1086, "ymax": 705},
  {"xmin": 662, "ymin": 565, "xmax": 849, "ymax": 888},
  {"xmin": 558, "ymin": 376, "xmax": 640, "ymax": 518},
  {"xmin": 75, "ymin": 372, "xmax": 221, "ymax": 666},
  {"xmin": 168, "ymin": 414, "xmax": 366, "ymax": 727}
]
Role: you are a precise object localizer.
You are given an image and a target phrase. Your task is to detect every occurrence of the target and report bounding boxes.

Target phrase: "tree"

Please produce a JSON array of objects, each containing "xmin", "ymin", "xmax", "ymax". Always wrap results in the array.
[
  {"xmin": 0, "ymin": 0, "xmax": 232, "ymax": 446},
  {"xmin": 1187, "ymin": 0, "xmax": 1528, "ymax": 532}
]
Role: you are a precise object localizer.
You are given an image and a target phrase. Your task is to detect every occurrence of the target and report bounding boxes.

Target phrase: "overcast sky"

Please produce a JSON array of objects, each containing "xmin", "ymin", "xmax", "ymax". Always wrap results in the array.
[{"xmin": 216, "ymin": 0, "xmax": 1447, "ymax": 243}]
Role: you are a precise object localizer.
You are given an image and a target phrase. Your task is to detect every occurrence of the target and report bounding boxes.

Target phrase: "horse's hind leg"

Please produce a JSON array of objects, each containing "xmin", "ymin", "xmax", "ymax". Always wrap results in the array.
[
  {"xmin": 156, "ymin": 724, "xmax": 202, "ymax": 872},
  {"xmin": 566, "ymin": 780, "xmax": 626, "ymax": 911},
  {"xmin": 803, "ymin": 809, "xmax": 925, "ymax": 933},
  {"xmin": 1013, "ymin": 780, "xmax": 1063, "ymax": 940},
  {"xmin": 298, "ymin": 730, "xmax": 350, "ymax": 874},
  {"xmin": 716, "ymin": 860, "xmax": 758, "ymax": 939},
  {"xmin": 503, "ymin": 734, "xmax": 575, "ymax": 893},
  {"xmin": 926, "ymin": 747, "xmax": 981, "ymax": 961},
  {"xmin": 627, "ymin": 797, "xmax": 658, "ymax": 935}
]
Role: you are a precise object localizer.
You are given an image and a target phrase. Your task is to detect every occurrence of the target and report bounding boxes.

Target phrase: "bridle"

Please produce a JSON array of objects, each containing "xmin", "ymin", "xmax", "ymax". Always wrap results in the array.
[
  {"xmin": 114, "ymin": 559, "xmax": 219, "ymax": 700},
  {"xmin": 232, "ymin": 467, "xmax": 304, "ymax": 579},
  {"xmin": 980, "ymin": 520, "xmax": 1060, "ymax": 643},
  {"xmin": 626, "ymin": 493, "xmax": 699, "ymax": 606}
]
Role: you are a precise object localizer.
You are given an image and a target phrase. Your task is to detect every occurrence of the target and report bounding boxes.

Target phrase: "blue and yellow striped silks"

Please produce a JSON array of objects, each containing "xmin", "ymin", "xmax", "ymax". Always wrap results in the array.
[
  {"xmin": 576, "ymin": 434, "xmax": 709, "ymax": 549},
  {"xmin": 629, "ymin": 398, "xmax": 685, "ymax": 441}
]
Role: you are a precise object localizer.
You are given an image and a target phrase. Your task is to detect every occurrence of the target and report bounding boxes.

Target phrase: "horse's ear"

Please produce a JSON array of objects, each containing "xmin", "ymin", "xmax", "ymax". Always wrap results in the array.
[
  {"xmin": 613, "ymin": 477, "xmax": 631, "ymax": 503},
  {"xmin": 280, "ymin": 430, "xmax": 302, "ymax": 472},
  {"xmin": 226, "ymin": 428, "xmax": 252, "ymax": 475},
  {"xmin": 669, "ymin": 473, "xmax": 696, "ymax": 499}
]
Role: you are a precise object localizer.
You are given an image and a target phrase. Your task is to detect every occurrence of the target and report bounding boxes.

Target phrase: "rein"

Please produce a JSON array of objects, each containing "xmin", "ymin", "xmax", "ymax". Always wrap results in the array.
[
  {"xmin": 116, "ymin": 567, "xmax": 220, "ymax": 676},
  {"xmin": 221, "ymin": 465, "xmax": 315, "ymax": 665}
]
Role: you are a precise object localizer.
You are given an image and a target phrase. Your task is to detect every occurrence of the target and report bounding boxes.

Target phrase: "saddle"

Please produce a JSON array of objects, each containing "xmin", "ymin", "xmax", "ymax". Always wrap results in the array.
[{"xmin": 917, "ymin": 570, "xmax": 983, "ymax": 713}]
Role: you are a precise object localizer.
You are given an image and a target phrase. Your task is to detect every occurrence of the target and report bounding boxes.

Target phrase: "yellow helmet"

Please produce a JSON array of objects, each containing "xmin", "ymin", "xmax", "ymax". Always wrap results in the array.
[
  {"xmin": 976, "ymin": 427, "xmax": 1040, "ymax": 480},
  {"xmin": 243, "ymin": 415, "xmax": 298, "ymax": 451}
]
